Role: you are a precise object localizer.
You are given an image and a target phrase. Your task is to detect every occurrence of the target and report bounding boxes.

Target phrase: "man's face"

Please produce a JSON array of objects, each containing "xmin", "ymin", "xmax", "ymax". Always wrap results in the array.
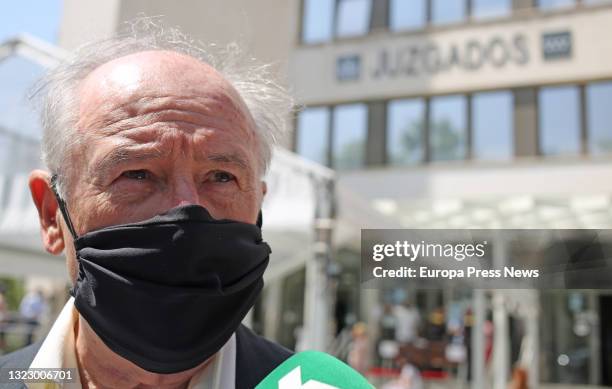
[
  {"xmin": 59, "ymin": 50, "xmax": 265, "ymax": 279},
  {"xmin": 25, "ymin": 50, "xmax": 267, "ymax": 385}
]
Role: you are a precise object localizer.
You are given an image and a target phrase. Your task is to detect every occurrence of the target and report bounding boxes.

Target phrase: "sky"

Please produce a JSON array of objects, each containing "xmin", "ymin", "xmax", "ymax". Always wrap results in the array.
[
  {"xmin": 0, "ymin": 0, "xmax": 63, "ymax": 43},
  {"xmin": 0, "ymin": 0, "xmax": 63, "ymax": 148}
]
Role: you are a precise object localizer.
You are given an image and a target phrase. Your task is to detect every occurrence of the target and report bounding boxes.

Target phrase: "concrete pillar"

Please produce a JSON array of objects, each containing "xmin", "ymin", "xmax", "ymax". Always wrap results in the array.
[
  {"xmin": 302, "ymin": 250, "xmax": 330, "ymax": 351},
  {"xmin": 360, "ymin": 288, "xmax": 381, "ymax": 364},
  {"xmin": 370, "ymin": 0, "xmax": 389, "ymax": 31},
  {"xmin": 366, "ymin": 101, "xmax": 387, "ymax": 167},
  {"xmin": 524, "ymin": 291, "xmax": 540, "ymax": 388},
  {"xmin": 512, "ymin": 0, "xmax": 536, "ymax": 13},
  {"xmin": 302, "ymin": 178, "xmax": 335, "ymax": 351},
  {"xmin": 471, "ymin": 289, "xmax": 486, "ymax": 389},
  {"xmin": 492, "ymin": 292, "xmax": 510, "ymax": 389},
  {"xmin": 513, "ymin": 88, "xmax": 539, "ymax": 157},
  {"xmin": 263, "ymin": 280, "xmax": 283, "ymax": 340},
  {"xmin": 492, "ymin": 234, "xmax": 510, "ymax": 389}
]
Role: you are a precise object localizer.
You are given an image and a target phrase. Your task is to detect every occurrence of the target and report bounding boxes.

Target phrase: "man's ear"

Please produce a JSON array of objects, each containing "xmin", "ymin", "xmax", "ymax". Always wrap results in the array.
[{"xmin": 29, "ymin": 170, "xmax": 65, "ymax": 255}]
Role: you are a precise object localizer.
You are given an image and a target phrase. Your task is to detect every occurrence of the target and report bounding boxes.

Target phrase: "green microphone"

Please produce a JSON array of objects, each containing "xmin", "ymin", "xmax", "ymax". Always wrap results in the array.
[{"xmin": 255, "ymin": 350, "xmax": 374, "ymax": 389}]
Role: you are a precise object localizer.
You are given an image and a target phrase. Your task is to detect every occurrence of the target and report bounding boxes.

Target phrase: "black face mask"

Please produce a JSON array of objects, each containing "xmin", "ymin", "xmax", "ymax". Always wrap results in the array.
[{"xmin": 50, "ymin": 176, "xmax": 270, "ymax": 374}]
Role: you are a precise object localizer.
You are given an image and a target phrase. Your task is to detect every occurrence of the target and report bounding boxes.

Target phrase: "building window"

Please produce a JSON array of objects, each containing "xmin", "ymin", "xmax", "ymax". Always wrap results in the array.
[
  {"xmin": 472, "ymin": 91, "xmax": 513, "ymax": 160},
  {"xmin": 302, "ymin": 0, "xmax": 335, "ymax": 44},
  {"xmin": 539, "ymin": 85, "xmax": 581, "ymax": 156},
  {"xmin": 587, "ymin": 81, "xmax": 612, "ymax": 155},
  {"xmin": 336, "ymin": 0, "xmax": 372, "ymax": 37},
  {"xmin": 387, "ymin": 99, "xmax": 425, "ymax": 165},
  {"xmin": 538, "ymin": 0, "xmax": 576, "ymax": 10},
  {"xmin": 472, "ymin": 0, "xmax": 512, "ymax": 19},
  {"xmin": 431, "ymin": 0, "xmax": 466, "ymax": 25},
  {"xmin": 430, "ymin": 95, "xmax": 467, "ymax": 161},
  {"xmin": 332, "ymin": 103, "xmax": 368, "ymax": 170},
  {"xmin": 389, "ymin": 0, "xmax": 426, "ymax": 31},
  {"xmin": 296, "ymin": 107, "xmax": 330, "ymax": 165}
]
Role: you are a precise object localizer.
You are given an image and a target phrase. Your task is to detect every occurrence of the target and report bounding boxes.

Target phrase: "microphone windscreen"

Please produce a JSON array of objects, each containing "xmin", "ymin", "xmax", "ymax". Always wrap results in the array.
[{"xmin": 255, "ymin": 350, "xmax": 373, "ymax": 389}]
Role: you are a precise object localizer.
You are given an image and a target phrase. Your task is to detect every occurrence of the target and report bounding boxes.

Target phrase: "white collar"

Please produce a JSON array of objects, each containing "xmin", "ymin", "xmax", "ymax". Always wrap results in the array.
[{"xmin": 27, "ymin": 297, "xmax": 235, "ymax": 389}]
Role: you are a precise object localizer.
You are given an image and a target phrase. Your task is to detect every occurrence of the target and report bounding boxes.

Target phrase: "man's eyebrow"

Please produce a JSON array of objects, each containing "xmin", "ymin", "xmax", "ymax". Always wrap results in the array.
[
  {"xmin": 204, "ymin": 153, "xmax": 250, "ymax": 170},
  {"xmin": 91, "ymin": 147, "xmax": 252, "ymax": 180},
  {"xmin": 91, "ymin": 147, "xmax": 166, "ymax": 178}
]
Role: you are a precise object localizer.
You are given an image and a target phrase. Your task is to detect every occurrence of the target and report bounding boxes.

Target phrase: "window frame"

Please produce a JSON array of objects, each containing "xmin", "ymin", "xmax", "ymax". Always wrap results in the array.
[
  {"xmin": 295, "ymin": 106, "xmax": 333, "ymax": 166},
  {"xmin": 385, "ymin": 97, "xmax": 427, "ymax": 166},
  {"xmin": 470, "ymin": 89, "xmax": 515, "ymax": 161},
  {"xmin": 428, "ymin": 93, "xmax": 470, "ymax": 162},
  {"xmin": 293, "ymin": 81, "xmax": 612, "ymax": 169},
  {"xmin": 330, "ymin": 102, "xmax": 370, "ymax": 170},
  {"xmin": 334, "ymin": 0, "xmax": 374, "ymax": 38},
  {"xmin": 298, "ymin": 0, "xmax": 605, "ymax": 45},
  {"xmin": 536, "ymin": 83, "xmax": 585, "ymax": 157}
]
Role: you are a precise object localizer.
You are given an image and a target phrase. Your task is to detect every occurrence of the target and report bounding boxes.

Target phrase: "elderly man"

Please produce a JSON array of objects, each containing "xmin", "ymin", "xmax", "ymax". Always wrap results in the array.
[{"xmin": 0, "ymin": 21, "xmax": 292, "ymax": 389}]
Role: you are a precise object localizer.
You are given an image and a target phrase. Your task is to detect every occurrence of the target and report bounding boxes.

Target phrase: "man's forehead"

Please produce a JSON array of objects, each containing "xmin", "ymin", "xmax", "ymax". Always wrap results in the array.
[{"xmin": 76, "ymin": 50, "xmax": 252, "ymax": 128}]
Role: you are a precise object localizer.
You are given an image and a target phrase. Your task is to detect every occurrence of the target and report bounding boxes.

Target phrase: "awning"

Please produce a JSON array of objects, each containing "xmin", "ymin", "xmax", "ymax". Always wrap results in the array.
[{"xmin": 338, "ymin": 158, "xmax": 612, "ymax": 229}]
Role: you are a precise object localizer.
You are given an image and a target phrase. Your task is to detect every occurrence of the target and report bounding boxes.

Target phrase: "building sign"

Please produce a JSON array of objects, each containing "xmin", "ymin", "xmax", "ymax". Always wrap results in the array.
[
  {"xmin": 335, "ymin": 30, "xmax": 575, "ymax": 82},
  {"xmin": 369, "ymin": 34, "xmax": 529, "ymax": 80},
  {"xmin": 542, "ymin": 31, "xmax": 572, "ymax": 60},
  {"xmin": 292, "ymin": 7, "xmax": 609, "ymax": 104},
  {"xmin": 336, "ymin": 55, "xmax": 361, "ymax": 81}
]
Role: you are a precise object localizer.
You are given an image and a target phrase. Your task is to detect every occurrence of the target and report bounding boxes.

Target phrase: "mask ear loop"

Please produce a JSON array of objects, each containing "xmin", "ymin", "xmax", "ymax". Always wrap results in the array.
[
  {"xmin": 49, "ymin": 174, "xmax": 78, "ymax": 240},
  {"xmin": 50, "ymin": 174, "xmax": 81, "ymax": 297}
]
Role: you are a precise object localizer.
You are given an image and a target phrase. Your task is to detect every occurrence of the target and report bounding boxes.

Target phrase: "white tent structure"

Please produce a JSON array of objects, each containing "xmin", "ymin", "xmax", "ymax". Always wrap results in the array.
[{"xmin": 0, "ymin": 35, "xmax": 68, "ymax": 280}]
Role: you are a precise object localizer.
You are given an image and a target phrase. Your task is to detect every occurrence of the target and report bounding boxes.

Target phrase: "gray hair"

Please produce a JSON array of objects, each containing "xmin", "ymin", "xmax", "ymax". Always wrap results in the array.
[{"xmin": 32, "ymin": 18, "xmax": 293, "ymax": 199}]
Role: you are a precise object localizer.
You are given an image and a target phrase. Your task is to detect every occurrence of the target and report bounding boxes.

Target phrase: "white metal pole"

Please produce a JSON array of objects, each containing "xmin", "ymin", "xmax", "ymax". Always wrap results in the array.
[
  {"xmin": 492, "ymin": 233, "xmax": 509, "ymax": 389},
  {"xmin": 471, "ymin": 289, "xmax": 486, "ymax": 389}
]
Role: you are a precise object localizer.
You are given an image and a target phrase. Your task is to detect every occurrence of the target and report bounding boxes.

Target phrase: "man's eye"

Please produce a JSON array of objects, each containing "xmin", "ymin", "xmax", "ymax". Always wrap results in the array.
[
  {"xmin": 121, "ymin": 170, "xmax": 150, "ymax": 180},
  {"xmin": 211, "ymin": 171, "xmax": 235, "ymax": 183}
]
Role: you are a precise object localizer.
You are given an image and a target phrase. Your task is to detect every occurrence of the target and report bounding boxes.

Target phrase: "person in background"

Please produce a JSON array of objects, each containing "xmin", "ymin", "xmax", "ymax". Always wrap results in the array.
[
  {"xmin": 508, "ymin": 366, "xmax": 528, "ymax": 389},
  {"xmin": 380, "ymin": 303, "xmax": 397, "ymax": 341},
  {"xmin": 484, "ymin": 313, "xmax": 495, "ymax": 365},
  {"xmin": 348, "ymin": 322, "xmax": 370, "ymax": 375},
  {"xmin": 426, "ymin": 307, "xmax": 446, "ymax": 341},
  {"xmin": 18, "ymin": 289, "xmax": 47, "ymax": 345},
  {"xmin": 382, "ymin": 360, "xmax": 424, "ymax": 389},
  {"xmin": 393, "ymin": 300, "xmax": 420, "ymax": 345},
  {"xmin": 464, "ymin": 308, "xmax": 474, "ymax": 379}
]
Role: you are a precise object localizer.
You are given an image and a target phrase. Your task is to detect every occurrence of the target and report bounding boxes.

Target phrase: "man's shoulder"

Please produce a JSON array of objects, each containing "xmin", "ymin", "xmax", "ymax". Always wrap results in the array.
[
  {"xmin": 0, "ymin": 329, "xmax": 293, "ymax": 389},
  {"xmin": 235, "ymin": 324, "xmax": 293, "ymax": 389},
  {"xmin": 0, "ymin": 342, "xmax": 42, "ymax": 369},
  {"xmin": 0, "ymin": 342, "xmax": 43, "ymax": 389}
]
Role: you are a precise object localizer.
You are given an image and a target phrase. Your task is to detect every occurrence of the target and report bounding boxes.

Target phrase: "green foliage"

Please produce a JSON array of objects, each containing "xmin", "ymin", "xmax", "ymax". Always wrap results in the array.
[
  {"xmin": 0, "ymin": 277, "xmax": 25, "ymax": 311},
  {"xmin": 430, "ymin": 119, "xmax": 465, "ymax": 161},
  {"xmin": 334, "ymin": 141, "xmax": 365, "ymax": 170}
]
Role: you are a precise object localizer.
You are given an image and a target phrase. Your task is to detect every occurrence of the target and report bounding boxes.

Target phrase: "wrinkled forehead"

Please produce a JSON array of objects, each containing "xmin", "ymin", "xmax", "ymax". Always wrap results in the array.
[{"xmin": 75, "ymin": 50, "xmax": 256, "ymax": 133}]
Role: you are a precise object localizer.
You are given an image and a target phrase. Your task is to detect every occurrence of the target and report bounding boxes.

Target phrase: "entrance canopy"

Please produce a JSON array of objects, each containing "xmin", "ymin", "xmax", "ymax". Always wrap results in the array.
[{"xmin": 339, "ymin": 159, "xmax": 612, "ymax": 229}]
